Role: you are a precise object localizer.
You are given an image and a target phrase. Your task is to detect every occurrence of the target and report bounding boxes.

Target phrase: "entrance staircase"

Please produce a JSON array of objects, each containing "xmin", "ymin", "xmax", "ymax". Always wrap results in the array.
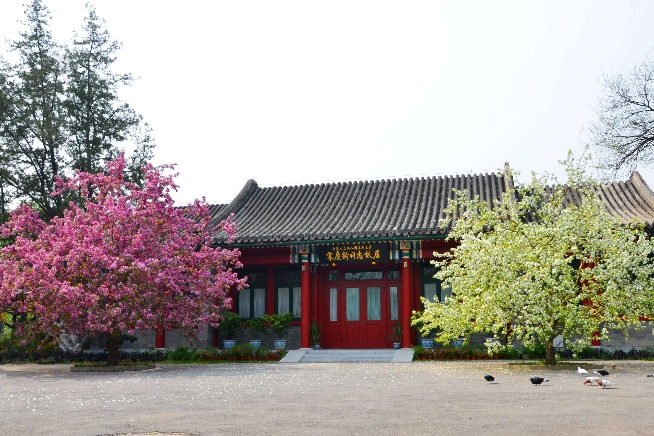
[{"xmin": 280, "ymin": 348, "xmax": 414, "ymax": 363}]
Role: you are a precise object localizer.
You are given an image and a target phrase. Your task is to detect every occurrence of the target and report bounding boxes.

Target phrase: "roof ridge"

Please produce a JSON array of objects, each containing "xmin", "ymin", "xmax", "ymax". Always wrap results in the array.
[
  {"xmin": 256, "ymin": 170, "xmax": 506, "ymax": 191},
  {"xmin": 211, "ymin": 179, "xmax": 259, "ymax": 224}
]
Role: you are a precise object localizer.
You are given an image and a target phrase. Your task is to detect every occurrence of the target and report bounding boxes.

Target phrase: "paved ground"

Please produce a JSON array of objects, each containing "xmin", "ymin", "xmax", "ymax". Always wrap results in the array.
[{"xmin": 1, "ymin": 359, "xmax": 654, "ymax": 435}]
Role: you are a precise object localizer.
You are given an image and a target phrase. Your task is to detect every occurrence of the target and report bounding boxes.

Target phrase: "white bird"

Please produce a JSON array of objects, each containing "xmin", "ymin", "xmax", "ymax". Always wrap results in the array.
[
  {"xmin": 577, "ymin": 366, "xmax": 588, "ymax": 376},
  {"xmin": 599, "ymin": 379, "xmax": 616, "ymax": 388},
  {"xmin": 583, "ymin": 376, "xmax": 600, "ymax": 385}
]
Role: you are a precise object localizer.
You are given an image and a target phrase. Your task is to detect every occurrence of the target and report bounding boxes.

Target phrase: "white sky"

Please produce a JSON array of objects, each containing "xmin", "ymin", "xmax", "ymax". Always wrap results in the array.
[{"xmin": 2, "ymin": 1, "xmax": 654, "ymax": 205}]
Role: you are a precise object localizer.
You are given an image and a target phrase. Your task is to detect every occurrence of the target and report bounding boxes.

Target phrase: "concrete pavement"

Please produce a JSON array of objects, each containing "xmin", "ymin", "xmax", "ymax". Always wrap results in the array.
[{"xmin": 2, "ymin": 359, "xmax": 654, "ymax": 435}]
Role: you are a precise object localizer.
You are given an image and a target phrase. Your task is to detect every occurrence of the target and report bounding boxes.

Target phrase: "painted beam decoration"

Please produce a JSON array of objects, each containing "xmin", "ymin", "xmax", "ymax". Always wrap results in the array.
[{"xmin": 317, "ymin": 242, "xmax": 389, "ymax": 264}]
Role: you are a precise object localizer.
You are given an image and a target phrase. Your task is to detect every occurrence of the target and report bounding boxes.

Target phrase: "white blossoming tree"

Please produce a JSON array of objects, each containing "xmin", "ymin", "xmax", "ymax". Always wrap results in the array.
[{"xmin": 413, "ymin": 155, "xmax": 654, "ymax": 365}]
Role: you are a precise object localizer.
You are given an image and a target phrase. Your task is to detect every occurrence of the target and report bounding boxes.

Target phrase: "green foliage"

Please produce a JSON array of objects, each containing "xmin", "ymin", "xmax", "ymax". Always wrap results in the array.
[
  {"xmin": 410, "ymin": 311, "xmax": 431, "ymax": 336},
  {"xmin": 231, "ymin": 342, "xmax": 255, "ymax": 355},
  {"xmin": 310, "ymin": 320, "xmax": 321, "ymax": 346},
  {"xmin": 263, "ymin": 312, "xmax": 293, "ymax": 339},
  {"xmin": 246, "ymin": 317, "xmax": 266, "ymax": 338},
  {"xmin": 556, "ymin": 346, "xmax": 654, "ymax": 361},
  {"xmin": 413, "ymin": 346, "xmax": 499, "ymax": 361},
  {"xmin": 165, "ymin": 346, "xmax": 199, "ymax": 362},
  {"xmin": 522, "ymin": 343, "xmax": 547, "ymax": 359},
  {"xmin": 0, "ymin": 333, "xmax": 166, "ymax": 364},
  {"xmin": 165, "ymin": 344, "xmax": 287, "ymax": 363},
  {"xmin": 0, "ymin": 330, "xmax": 56, "ymax": 355},
  {"xmin": 497, "ymin": 345, "xmax": 521, "ymax": 360},
  {"xmin": 413, "ymin": 153, "xmax": 654, "ymax": 365},
  {"xmin": 388, "ymin": 322, "xmax": 403, "ymax": 343},
  {"xmin": 219, "ymin": 311, "xmax": 243, "ymax": 339},
  {"xmin": 412, "ymin": 345, "xmax": 425, "ymax": 360},
  {"xmin": 0, "ymin": 0, "xmax": 155, "ymax": 222}
]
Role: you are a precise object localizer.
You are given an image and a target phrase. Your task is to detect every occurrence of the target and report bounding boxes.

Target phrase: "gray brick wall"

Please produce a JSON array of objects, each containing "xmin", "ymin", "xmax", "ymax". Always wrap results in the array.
[
  {"xmin": 601, "ymin": 322, "xmax": 654, "ymax": 350},
  {"xmin": 121, "ymin": 324, "xmax": 302, "ymax": 350}
]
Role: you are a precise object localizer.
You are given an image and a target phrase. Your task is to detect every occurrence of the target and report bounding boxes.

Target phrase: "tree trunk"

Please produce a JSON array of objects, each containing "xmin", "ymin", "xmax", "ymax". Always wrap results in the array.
[
  {"xmin": 106, "ymin": 333, "xmax": 121, "ymax": 366},
  {"xmin": 545, "ymin": 339, "xmax": 556, "ymax": 366}
]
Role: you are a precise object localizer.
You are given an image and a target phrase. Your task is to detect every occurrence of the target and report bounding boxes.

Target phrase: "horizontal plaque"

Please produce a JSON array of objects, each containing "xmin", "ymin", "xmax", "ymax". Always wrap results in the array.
[{"xmin": 316, "ymin": 242, "xmax": 389, "ymax": 264}]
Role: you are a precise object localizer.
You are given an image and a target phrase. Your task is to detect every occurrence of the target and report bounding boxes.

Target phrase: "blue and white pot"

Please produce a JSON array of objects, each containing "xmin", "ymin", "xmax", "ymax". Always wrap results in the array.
[
  {"xmin": 223, "ymin": 339, "xmax": 236, "ymax": 350},
  {"xmin": 273, "ymin": 339, "xmax": 287, "ymax": 350},
  {"xmin": 420, "ymin": 338, "xmax": 434, "ymax": 349}
]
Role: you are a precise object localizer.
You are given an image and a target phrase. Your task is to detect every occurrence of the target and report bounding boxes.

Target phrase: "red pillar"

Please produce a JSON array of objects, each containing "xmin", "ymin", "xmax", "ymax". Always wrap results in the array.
[
  {"xmin": 401, "ymin": 245, "xmax": 413, "ymax": 348},
  {"xmin": 155, "ymin": 325, "xmax": 165, "ymax": 349},
  {"xmin": 266, "ymin": 266, "xmax": 276, "ymax": 315},
  {"xmin": 591, "ymin": 331, "xmax": 601, "ymax": 347},
  {"xmin": 300, "ymin": 251, "xmax": 311, "ymax": 348}
]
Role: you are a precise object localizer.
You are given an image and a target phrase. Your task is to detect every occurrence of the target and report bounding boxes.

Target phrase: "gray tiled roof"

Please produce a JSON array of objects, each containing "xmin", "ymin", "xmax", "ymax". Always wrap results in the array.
[
  {"xmin": 600, "ymin": 172, "xmax": 654, "ymax": 225},
  {"xmin": 566, "ymin": 172, "xmax": 654, "ymax": 226},
  {"xmin": 210, "ymin": 169, "xmax": 654, "ymax": 246},
  {"xmin": 211, "ymin": 169, "xmax": 513, "ymax": 245}
]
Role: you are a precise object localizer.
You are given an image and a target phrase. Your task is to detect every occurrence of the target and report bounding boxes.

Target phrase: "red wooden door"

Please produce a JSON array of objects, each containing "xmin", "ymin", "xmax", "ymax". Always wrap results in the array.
[
  {"xmin": 362, "ymin": 285, "xmax": 387, "ymax": 348},
  {"xmin": 323, "ymin": 283, "xmax": 389, "ymax": 348}
]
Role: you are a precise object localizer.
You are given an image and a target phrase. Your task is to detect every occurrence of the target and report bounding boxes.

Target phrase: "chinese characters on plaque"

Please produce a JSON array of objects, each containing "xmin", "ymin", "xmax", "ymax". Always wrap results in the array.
[{"xmin": 316, "ymin": 243, "xmax": 389, "ymax": 264}]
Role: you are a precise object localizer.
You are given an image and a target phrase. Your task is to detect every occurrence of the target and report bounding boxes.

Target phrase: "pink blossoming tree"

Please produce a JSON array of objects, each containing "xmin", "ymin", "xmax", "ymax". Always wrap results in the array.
[{"xmin": 0, "ymin": 155, "xmax": 246, "ymax": 365}]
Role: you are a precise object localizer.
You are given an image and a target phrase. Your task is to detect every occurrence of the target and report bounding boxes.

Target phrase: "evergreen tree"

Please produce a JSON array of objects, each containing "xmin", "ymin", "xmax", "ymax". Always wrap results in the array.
[
  {"xmin": 64, "ymin": 4, "xmax": 154, "ymax": 184},
  {"xmin": 0, "ymin": 1, "xmax": 155, "ymax": 222},
  {"xmin": 0, "ymin": 0, "xmax": 66, "ymax": 219}
]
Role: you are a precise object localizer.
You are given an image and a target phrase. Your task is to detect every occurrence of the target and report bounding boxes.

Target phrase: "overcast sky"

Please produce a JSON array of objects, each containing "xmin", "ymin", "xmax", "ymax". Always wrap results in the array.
[{"xmin": 2, "ymin": 1, "xmax": 654, "ymax": 205}]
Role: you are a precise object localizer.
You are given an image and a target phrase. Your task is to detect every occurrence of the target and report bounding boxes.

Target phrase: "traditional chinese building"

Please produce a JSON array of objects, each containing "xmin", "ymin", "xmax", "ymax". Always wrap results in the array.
[
  {"xmin": 198, "ymin": 165, "xmax": 654, "ymax": 351},
  {"xmin": 137, "ymin": 166, "xmax": 654, "ymax": 351}
]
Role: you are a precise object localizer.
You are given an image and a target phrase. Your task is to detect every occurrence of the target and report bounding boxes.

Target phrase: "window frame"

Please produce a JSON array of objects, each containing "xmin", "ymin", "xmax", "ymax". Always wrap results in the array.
[
  {"xmin": 421, "ymin": 266, "xmax": 450, "ymax": 306},
  {"xmin": 275, "ymin": 269, "xmax": 301, "ymax": 320},
  {"xmin": 238, "ymin": 271, "xmax": 267, "ymax": 319}
]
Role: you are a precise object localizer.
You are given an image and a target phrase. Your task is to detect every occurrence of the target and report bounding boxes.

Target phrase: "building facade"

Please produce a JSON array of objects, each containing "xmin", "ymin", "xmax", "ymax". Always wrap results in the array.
[{"xmin": 131, "ymin": 166, "xmax": 654, "ymax": 351}]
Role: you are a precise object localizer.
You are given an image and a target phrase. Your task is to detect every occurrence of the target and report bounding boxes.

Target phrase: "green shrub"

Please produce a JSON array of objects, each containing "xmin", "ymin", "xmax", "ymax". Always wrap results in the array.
[
  {"xmin": 166, "ymin": 346, "xmax": 198, "ymax": 362},
  {"xmin": 230, "ymin": 342, "xmax": 254, "ymax": 356},
  {"xmin": 219, "ymin": 311, "xmax": 243, "ymax": 339},
  {"xmin": 246, "ymin": 317, "xmax": 266, "ymax": 338},
  {"xmin": 263, "ymin": 313, "xmax": 293, "ymax": 339},
  {"xmin": 497, "ymin": 345, "xmax": 521, "ymax": 359},
  {"xmin": 522, "ymin": 343, "xmax": 546, "ymax": 358}
]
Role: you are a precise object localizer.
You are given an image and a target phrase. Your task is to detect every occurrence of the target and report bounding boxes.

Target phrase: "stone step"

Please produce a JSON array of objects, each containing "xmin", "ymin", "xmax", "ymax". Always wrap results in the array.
[{"xmin": 299, "ymin": 349, "xmax": 397, "ymax": 363}]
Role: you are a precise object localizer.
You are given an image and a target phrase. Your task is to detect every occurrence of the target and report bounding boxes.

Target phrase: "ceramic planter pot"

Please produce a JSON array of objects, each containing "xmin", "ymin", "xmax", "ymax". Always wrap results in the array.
[
  {"xmin": 420, "ymin": 338, "xmax": 434, "ymax": 349},
  {"xmin": 273, "ymin": 339, "xmax": 287, "ymax": 350},
  {"xmin": 223, "ymin": 339, "xmax": 236, "ymax": 350}
]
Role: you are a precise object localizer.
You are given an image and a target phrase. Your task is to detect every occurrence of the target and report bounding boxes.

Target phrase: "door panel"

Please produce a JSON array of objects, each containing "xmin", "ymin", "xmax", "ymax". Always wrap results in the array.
[
  {"xmin": 324, "ymin": 287, "xmax": 340, "ymax": 348},
  {"xmin": 343, "ymin": 287, "xmax": 363, "ymax": 347},
  {"xmin": 322, "ymin": 278, "xmax": 400, "ymax": 348},
  {"xmin": 364, "ymin": 286, "xmax": 386, "ymax": 347}
]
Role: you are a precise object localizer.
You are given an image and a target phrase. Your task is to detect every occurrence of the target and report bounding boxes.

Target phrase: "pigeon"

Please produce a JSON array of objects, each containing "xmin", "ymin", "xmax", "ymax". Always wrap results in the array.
[
  {"xmin": 530, "ymin": 376, "xmax": 549, "ymax": 386},
  {"xmin": 599, "ymin": 379, "xmax": 616, "ymax": 388},
  {"xmin": 647, "ymin": 374, "xmax": 654, "ymax": 378},
  {"xmin": 593, "ymin": 369, "xmax": 609, "ymax": 376},
  {"xmin": 484, "ymin": 374, "xmax": 495, "ymax": 383},
  {"xmin": 577, "ymin": 367, "xmax": 588, "ymax": 376},
  {"xmin": 584, "ymin": 376, "xmax": 600, "ymax": 385}
]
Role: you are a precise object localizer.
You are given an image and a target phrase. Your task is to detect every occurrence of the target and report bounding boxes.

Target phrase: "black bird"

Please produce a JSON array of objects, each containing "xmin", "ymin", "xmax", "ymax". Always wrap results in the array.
[
  {"xmin": 647, "ymin": 374, "xmax": 653, "ymax": 378},
  {"xmin": 484, "ymin": 374, "xmax": 495, "ymax": 383},
  {"xmin": 530, "ymin": 376, "xmax": 549, "ymax": 386},
  {"xmin": 593, "ymin": 369, "xmax": 609, "ymax": 376}
]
